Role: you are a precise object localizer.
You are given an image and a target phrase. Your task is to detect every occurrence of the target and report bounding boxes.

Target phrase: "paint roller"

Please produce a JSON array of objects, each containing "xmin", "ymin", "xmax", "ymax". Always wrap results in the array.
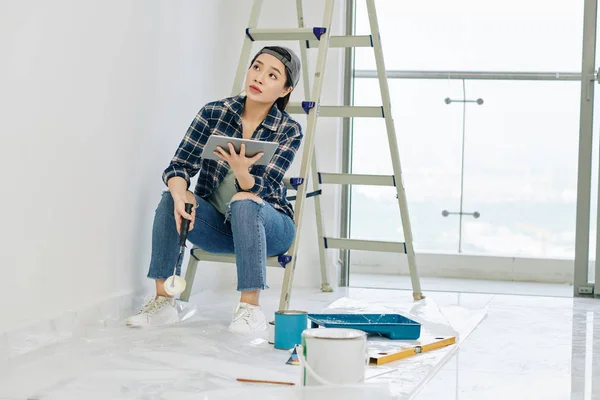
[{"xmin": 164, "ymin": 202, "xmax": 193, "ymax": 296}]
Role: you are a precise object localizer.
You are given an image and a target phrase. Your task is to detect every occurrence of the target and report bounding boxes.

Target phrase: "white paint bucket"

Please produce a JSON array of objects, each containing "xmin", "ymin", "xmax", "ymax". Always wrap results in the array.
[{"xmin": 298, "ymin": 328, "xmax": 367, "ymax": 386}]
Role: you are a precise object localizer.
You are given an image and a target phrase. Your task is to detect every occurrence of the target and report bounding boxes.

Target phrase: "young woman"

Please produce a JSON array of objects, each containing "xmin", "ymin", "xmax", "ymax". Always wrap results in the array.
[{"xmin": 126, "ymin": 46, "xmax": 302, "ymax": 333}]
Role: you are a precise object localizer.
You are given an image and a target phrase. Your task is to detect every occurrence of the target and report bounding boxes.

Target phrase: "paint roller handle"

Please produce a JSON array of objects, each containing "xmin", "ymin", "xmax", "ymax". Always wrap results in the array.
[{"xmin": 179, "ymin": 203, "xmax": 194, "ymax": 246}]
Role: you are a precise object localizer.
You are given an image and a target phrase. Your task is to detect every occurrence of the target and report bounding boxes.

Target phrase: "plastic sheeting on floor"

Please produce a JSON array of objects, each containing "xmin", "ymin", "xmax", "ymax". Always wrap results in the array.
[{"xmin": 0, "ymin": 287, "xmax": 487, "ymax": 399}]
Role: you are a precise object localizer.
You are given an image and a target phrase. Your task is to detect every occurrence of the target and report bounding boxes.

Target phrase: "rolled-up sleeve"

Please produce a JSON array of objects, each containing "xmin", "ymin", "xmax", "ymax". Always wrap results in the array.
[
  {"xmin": 238, "ymin": 121, "xmax": 303, "ymax": 198},
  {"xmin": 162, "ymin": 107, "xmax": 211, "ymax": 188}
]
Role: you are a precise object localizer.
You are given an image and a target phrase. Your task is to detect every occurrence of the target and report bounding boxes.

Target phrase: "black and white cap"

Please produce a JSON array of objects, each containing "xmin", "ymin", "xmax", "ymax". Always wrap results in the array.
[{"xmin": 256, "ymin": 46, "xmax": 301, "ymax": 88}]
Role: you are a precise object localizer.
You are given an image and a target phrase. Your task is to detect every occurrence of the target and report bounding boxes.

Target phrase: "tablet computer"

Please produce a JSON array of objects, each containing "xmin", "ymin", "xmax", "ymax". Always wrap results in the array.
[{"xmin": 201, "ymin": 135, "xmax": 278, "ymax": 166}]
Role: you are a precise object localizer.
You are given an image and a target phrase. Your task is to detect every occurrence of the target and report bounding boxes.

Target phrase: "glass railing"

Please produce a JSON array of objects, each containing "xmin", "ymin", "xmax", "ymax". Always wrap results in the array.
[{"xmin": 349, "ymin": 73, "xmax": 581, "ymax": 259}]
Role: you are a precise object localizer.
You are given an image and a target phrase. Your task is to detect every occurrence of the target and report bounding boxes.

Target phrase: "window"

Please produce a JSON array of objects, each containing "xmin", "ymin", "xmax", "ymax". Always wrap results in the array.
[{"xmin": 350, "ymin": 1, "xmax": 584, "ymax": 259}]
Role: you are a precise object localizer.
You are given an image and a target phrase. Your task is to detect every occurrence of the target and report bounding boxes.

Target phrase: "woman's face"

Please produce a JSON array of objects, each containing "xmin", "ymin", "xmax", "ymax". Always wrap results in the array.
[{"xmin": 246, "ymin": 53, "xmax": 292, "ymax": 105}]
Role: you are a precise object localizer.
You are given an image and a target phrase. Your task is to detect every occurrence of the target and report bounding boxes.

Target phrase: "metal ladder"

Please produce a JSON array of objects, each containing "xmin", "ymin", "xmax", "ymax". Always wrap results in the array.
[{"xmin": 232, "ymin": 0, "xmax": 424, "ymax": 310}]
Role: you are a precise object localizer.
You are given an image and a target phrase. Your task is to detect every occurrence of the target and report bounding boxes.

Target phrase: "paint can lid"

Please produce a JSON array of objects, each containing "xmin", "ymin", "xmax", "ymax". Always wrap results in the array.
[
  {"xmin": 275, "ymin": 310, "xmax": 307, "ymax": 315},
  {"xmin": 302, "ymin": 328, "xmax": 366, "ymax": 340}
]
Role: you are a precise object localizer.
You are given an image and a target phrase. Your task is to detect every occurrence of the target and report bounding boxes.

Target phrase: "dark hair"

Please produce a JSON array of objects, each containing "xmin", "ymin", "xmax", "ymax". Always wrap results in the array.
[{"xmin": 249, "ymin": 47, "xmax": 294, "ymax": 111}]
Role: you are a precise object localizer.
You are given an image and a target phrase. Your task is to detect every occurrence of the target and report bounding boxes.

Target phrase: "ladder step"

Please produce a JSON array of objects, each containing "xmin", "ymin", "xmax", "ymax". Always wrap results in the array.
[
  {"xmin": 318, "ymin": 173, "xmax": 396, "ymax": 186},
  {"xmin": 246, "ymin": 27, "xmax": 326, "ymax": 41},
  {"xmin": 307, "ymin": 35, "xmax": 373, "ymax": 48},
  {"xmin": 324, "ymin": 238, "xmax": 407, "ymax": 253},
  {"xmin": 191, "ymin": 249, "xmax": 284, "ymax": 268},
  {"xmin": 287, "ymin": 104, "xmax": 384, "ymax": 118}
]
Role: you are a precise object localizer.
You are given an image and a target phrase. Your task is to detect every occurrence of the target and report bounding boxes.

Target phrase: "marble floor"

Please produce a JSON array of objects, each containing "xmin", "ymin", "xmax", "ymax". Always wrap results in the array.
[
  {"xmin": 1, "ymin": 279, "xmax": 599, "ymax": 399},
  {"xmin": 350, "ymin": 276, "xmax": 600, "ymax": 399},
  {"xmin": 413, "ymin": 292, "xmax": 600, "ymax": 400}
]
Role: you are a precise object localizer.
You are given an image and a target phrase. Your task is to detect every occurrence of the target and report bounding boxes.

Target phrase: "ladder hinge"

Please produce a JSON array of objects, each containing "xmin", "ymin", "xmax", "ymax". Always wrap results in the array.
[
  {"xmin": 278, "ymin": 254, "xmax": 292, "ymax": 268},
  {"xmin": 290, "ymin": 177, "xmax": 304, "ymax": 189},
  {"xmin": 245, "ymin": 28, "xmax": 255, "ymax": 41},
  {"xmin": 302, "ymin": 101, "xmax": 316, "ymax": 114},
  {"xmin": 313, "ymin": 27, "xmax": 327, "ymax": 40}
]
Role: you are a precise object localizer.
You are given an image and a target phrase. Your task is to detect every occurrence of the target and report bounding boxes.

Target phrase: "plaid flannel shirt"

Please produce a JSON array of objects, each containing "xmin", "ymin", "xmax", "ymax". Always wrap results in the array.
[{"xmin": 162, "ymin": 95, "xmax": 303, "ymax": 219}]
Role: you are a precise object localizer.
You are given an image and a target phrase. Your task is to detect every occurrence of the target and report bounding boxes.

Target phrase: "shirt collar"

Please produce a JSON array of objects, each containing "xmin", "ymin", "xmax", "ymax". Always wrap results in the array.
[{"xmin": 224, "ymin": 94, "xmax": 283, "ymax": 132}]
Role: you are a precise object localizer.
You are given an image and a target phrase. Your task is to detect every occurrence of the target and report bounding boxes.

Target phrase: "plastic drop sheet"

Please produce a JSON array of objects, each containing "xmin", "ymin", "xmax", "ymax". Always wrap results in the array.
[
  {"xmin": 320, "ymin": 296, "xmax": 488, "ymax": 398},
  {"xmin": 0, "ymin": 290, "xmax": 487, "ymax": 400}
]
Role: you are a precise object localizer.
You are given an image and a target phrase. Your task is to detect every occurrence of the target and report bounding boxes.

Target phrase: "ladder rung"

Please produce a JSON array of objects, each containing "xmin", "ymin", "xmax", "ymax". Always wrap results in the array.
[
  {"xmin": 191, "ymin": 249, "xmax": 283, "ymax": 268},
  {"xmin": 318, "ymin": 173, "xmax": 396, "ymax": 186},
  {"xmin": 287, "ymin": 104, "xmax": 384, "ymax": 118},
  {"xmin": 307, "ymin": 35, "xmax": 373, "ymax": 48},
  {"xmin": 324, "ymin": 238, "xmax": 407, "ymax": 253},
  {"xmin": 246, "ymin": 27, "xmax": 326, "ymax": 41}
]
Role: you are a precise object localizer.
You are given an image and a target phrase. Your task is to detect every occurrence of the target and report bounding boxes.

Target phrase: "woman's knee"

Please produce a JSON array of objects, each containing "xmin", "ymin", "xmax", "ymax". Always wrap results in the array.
[
  {"xmin": 229, "ymin": 193, "xmax": 264, "ymax": 223},
  {"xmin": 184, "ymin": 190, "xmax": 197, "ymax": 207},
  {"xmin": 231, "ymin": 192, "xmax": 263, "ymax": 204},
  {"xmin": 158, "ymin": 190, "xmax": 197, "ymax": 211},
  {"xmin": 156, "ymin": 191, "xmax": 175, "ymax": 216}
]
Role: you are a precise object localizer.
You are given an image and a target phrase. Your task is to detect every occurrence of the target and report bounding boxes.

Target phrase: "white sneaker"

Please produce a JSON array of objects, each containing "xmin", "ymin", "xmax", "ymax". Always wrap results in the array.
[
  {"xmin": 228, "ymin": 302, "xmax": 267, "ymax": 333},
  {"xmin": 126, "ymin": 296, "xmax": 179, "ymax": 327}
]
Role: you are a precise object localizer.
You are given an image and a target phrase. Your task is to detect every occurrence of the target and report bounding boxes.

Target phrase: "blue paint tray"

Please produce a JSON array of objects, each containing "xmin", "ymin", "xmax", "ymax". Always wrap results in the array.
[{"xmin": 307, "ymin": 313, "xmax": 421, "ymax": 340}]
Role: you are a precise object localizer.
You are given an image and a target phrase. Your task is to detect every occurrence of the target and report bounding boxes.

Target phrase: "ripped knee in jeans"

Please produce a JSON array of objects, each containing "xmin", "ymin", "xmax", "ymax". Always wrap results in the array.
[
  {"xmin": 224, "ymin": 193, "xmax": 264, "ymax": 222},
  {"xmin": 231, "ymin": 192, "xmax": 263, "ymax": 204}
]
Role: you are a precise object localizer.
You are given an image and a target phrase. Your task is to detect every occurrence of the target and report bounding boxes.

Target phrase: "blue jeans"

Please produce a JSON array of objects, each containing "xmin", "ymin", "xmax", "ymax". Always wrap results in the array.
[{"xmin": 147, "ymin": 191, "xmax": 296, "ymax": 291}]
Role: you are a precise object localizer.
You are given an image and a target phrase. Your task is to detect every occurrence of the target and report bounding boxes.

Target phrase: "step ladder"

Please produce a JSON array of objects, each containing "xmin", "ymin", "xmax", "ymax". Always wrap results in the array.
[{"xmin": 182, "ymin": 0, "xmax": 425, "ymax": 309}]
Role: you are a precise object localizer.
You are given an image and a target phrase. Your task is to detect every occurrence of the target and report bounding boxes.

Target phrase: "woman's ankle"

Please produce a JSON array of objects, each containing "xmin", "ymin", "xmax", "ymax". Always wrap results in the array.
[
  {"xmin": 240, "ymin": 290, "xmax": 260, "ymax": 306},
  {"xmin": 155, "ymin": 279, "xmax": 174, "ymax": 298}
]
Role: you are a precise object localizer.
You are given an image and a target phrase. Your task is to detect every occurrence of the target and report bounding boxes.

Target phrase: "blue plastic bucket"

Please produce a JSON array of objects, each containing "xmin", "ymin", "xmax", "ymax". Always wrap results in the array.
[{"xmin": 274, "ymin": 310, "xmax": 308, "ymax": 350}]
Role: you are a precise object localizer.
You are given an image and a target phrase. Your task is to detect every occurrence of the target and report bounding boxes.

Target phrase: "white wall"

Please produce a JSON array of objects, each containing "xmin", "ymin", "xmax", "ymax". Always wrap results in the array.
[{"xmin": 0, "ymin": 0, "xmax": 347, "ymax": 335}]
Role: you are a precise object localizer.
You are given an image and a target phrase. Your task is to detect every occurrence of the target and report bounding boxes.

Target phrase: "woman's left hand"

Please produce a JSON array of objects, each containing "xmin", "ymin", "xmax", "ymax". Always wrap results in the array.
[{"xmin": 214, "ymin": 143, "xmax": 263, "ymax": 173}]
